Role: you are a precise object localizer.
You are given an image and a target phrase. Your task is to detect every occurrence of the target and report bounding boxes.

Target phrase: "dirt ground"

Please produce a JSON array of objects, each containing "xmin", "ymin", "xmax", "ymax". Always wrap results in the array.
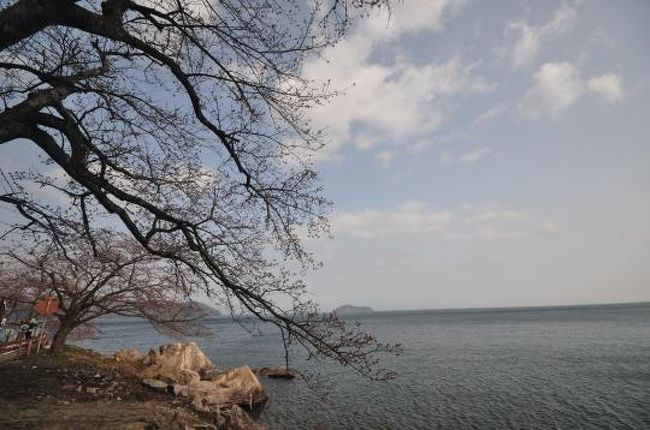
[{"xmin": 0, "ymin": 346, "xmax": 220, "ymax": 429}]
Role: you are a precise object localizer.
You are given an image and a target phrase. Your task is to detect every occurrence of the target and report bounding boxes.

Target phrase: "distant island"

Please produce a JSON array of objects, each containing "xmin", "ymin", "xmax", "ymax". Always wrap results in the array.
[{"xmin": 333, "ymin": 305, "xmax": 374, "ymax": 315}]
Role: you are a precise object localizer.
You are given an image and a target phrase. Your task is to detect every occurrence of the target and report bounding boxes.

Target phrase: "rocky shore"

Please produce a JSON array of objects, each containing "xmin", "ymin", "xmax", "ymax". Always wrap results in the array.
[{"xmin": 0, "ymin": 343, "xmax": 293, "ymax": 429}]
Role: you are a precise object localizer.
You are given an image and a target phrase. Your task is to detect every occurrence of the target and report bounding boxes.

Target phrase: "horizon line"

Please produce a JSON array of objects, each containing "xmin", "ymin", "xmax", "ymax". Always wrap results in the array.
[{"xmin": 346, "ymin": 299, "xmax": 650, "ymax": 314}]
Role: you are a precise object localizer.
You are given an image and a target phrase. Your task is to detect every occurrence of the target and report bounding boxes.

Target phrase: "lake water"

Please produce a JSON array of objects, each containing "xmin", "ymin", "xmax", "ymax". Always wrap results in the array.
[{"xmin": 78, "ymin": 303, "xmax": 650, "ymax": 429}]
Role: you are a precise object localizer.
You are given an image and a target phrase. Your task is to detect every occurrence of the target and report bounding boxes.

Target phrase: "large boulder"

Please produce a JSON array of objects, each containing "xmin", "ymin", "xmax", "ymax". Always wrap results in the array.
[
  {"xmin": 183, "ymin": 366, "xmax": 267, "ymax": 411},
  {"xmin": 118, "ymin": 342, "xmax": 267, "ymax": 426},
  {"xmin": 138, "ymin": 342, "xmax": 217, "ymax": 384}
]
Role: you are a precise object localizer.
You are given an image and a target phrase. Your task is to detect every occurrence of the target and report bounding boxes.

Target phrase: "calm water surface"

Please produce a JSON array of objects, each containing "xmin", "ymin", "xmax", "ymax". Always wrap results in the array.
[{"xmin": 79, "ymin": 303, "xmax": 650, "ymax": 429}]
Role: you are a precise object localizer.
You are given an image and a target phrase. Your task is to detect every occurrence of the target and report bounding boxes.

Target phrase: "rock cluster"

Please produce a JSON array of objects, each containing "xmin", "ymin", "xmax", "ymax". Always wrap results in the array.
[
  {"xmin": 115, "ymin": 342, "xmax": 267, "ymax": 416},
  {"xmin": 253, "ymin": 367, "xmax": 295, "ymax": 379},
  {"xmin": 56, "ymin": 366, "xmax": 134, "ymax": 401}
]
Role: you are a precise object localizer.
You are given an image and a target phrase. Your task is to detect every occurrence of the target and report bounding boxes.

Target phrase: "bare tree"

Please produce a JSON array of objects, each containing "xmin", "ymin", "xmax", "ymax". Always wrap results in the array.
[
  {"xmin": 0, "ymin": 0, "xmax": 399, "ymax": 378},
  {"xmin": 0, "ymin": 230, "xmax": 210, "ymax": 354}
]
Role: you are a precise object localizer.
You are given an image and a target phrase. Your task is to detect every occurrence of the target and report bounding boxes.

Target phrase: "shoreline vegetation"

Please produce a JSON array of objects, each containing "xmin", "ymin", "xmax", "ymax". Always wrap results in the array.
[{"xmin": 0, "ymin": 342, "xmax": 292, "ymax": 430}]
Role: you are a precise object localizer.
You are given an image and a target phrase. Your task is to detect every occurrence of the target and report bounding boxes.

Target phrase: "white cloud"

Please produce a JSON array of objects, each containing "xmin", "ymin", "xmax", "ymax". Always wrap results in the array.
[
  {"xmin": 519, "ymin": 62, "xmax": 583, "ymax": 118},
  {"xmin": 376, "ymin": 150, "xmax": 395, "ymax": 168},
  {"xmin": 440, "ymin": 146, "xmax": 492, "ymax": 166},
  {"xmin": 332, "ymin": 201, "xmax": 555, "ymax": 241},
  {"xmin": 360, "ymin": 0, "xmax": 468, "ymax": 40},
  {"xmin": 519, "ymin": 63, "xmax": 625, "ymax": 118},
  {"xmin": 471, "ymin": 104, "xmax": 507, "ymax": 127},
  {"xmin": 539, "ymin": 222, "xmax": 559, "ymax": 233},
  {"xmin": 458, "ymin": 147, "xmax": 492, "ymax": 163},
  {"xmin": 460, "ymin": 203, "xmax": 555, "ymax": 240},
  {"xmin": 502, "ymin": 4, "xmax": 577, "ymax": 69},
  {"xmin": 333, "ymin": 201, "xmax": 453, "ymax": 239},
  {"xmin": 307, "ymin": 54, "xmax": 491, "ymax": 154},
  {"xmin": 587, "ymin": 73, "xmax": 624, "ymax": 102},
  {"xmin": 303, "ymin": 0, "xmax": 491, "ymax": 158},
  {"xmin": 440, "ymin": 153, "xmax": 454, "ymax": 167},
  {"xmin": 406, "ymin": 131, "xmax": 470, "ymax": 155}
]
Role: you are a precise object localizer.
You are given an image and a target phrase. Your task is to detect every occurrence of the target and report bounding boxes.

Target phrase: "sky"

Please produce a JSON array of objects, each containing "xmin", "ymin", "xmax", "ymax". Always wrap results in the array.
[
  {"xmin": 1, "ymin": 0, "xmax": 648, "ymax": 312},
  {"xmin": 298, "ymin": 0, "xmax": 650, "ymax": 310}
]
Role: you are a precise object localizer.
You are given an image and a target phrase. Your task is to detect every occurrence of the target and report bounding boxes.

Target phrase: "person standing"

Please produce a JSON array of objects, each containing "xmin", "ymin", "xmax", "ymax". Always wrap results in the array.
[
  {"xmin": 20, "ymin": 320, "xmax": 30, "ymax": 340},
  {"xmin": 25, "ymin": 317, "xmax": 38, "ymax": 340},
  {"xmin": 26, "ymin": 317, "xmax": 38, "ymax": 340}
]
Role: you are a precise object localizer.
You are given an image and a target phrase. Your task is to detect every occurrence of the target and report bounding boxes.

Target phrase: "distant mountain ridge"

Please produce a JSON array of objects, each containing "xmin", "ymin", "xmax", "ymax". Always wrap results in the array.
[
  {"xmin": 189, "ymin": 302, "xmax": 221, "ymax": 319},
  {"xmin": 99, "ymin": 301, "xmax": 220, "ymax": 322},
  {"xmin": 333, "ymin": 305, "xmax": 374, "ymax": 315}
]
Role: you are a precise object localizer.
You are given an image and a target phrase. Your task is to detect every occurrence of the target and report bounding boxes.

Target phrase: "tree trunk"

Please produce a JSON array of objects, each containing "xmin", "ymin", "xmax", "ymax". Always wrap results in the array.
[
  {"xmin": 0, "ymin": 0, "xmax": 68, "ymax": 50},
  {"xmin": 49, "ymin": 316, "xmax": 76, "ymax": 355}
]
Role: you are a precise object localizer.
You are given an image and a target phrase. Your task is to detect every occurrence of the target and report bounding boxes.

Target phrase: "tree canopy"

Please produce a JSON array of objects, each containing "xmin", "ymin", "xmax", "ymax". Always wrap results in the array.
[
  {"xmin": 0, "ymin": 0, "xmax": 398, "ymax": 378},
  {"xmin": 0, "ymin": 231, "xmax": 211, "ymax": 353}
]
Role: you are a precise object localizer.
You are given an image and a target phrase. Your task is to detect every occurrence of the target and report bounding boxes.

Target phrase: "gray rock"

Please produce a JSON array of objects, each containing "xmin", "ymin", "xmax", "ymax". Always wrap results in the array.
[
  {"xmin": 201, "ymin": 368, "xmax": 224, "ymax": 381},
  {"xmin": 142, "ymin": 378, "xmax": 169, "ymax": 391},
  {"xmin": 186, "ymin": 366, "xmax": 267, "ymax": 411},
  {"xmin": 253, "ymin": 367, "xmax": 295, "ymax": 379},
  {"xmin": 136, "ymin": 342, "xmax": 216, "ymax": 385},
  {"xmin": 172, "ymin": 384, "xmax": 189, "ymax": 397}
]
